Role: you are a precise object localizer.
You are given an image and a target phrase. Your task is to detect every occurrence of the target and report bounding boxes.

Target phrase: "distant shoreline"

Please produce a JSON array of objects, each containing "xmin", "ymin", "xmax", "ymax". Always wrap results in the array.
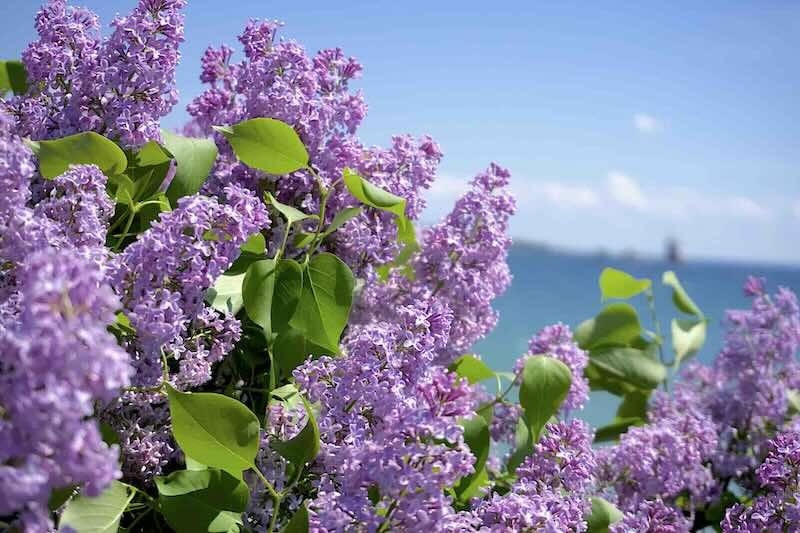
[{"xmin": 510, "ymin": 238, "xmax": 800, "ymax": 271}]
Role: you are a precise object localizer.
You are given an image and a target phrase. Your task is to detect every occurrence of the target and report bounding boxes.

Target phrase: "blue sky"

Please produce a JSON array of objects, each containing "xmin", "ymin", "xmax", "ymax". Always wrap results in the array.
[{"xmin": 2, "ymin": 1, "xmax": 799, "ymax": 264}]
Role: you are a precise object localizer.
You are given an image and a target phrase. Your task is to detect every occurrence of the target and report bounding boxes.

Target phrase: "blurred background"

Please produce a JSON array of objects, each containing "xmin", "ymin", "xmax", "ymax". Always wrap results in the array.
[{"xmin": 3, "ymin": 1, "xmax": 799, "ymax": 426}]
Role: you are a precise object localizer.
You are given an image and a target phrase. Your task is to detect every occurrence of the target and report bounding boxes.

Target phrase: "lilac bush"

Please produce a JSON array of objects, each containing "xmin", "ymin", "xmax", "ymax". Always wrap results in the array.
[{"xmin": 0, "ymin": 2, "xmax": 796, "ymax": 532}]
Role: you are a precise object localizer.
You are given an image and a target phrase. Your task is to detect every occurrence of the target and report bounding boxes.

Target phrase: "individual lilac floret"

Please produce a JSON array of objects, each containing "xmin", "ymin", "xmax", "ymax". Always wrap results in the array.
[
  {"xmin": 611, "ymin": 499, "xmax": 691, "ymax": 533},
  {"xmin": 0, "ymin": 250, "xmax": 130, "ymax": 528},
  {"xmin": 475, "ymin": 420, "xmax": 596, "ymax": 532},
  {"xmin": 597, "ymin": 391, "xmax": 718, "ymax": 514},
  {"xmin": 514, "ymin": 323, "xmax": 590, "ymax": 412},
  {"xmin": 290, "ymin": 302, "xmax": 474, "ymax": 531},
  {"xmin": 721, "ymin": 431, "xmax": 800, "ymax": 532}
]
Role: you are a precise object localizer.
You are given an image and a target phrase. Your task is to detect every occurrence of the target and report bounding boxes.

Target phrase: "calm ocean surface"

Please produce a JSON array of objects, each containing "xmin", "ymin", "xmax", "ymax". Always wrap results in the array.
[{"xmin": 475, "ymin": 244, "xmax": 800, "ymax": 429}]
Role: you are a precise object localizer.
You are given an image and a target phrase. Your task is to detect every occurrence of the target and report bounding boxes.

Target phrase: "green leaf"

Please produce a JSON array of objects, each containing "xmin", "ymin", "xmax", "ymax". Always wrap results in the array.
[
  {"xmin": 0, "ymin": 60, "xmax": 27, "ymax": 95},
  {"xmin": 59, "ymin": 481, "xmax": 134, "ymax": 533},
  {"xmin": 156, "ymin": 469, "xmax": 249, "ymax": 533},
  {"xmin": 271, "ymin": 260, "xmax": 303, "ymax": 333},
  {"xmin": 243, "ymin": 259, "xmax": 278, "ymax": 334},
  {"xmin": 448, "ymin": 355, "xmax": 495, "ymax": 385},
  {"xmin": 134, "ymin": 140, "xmax": 173, "ymax": 167},
  {"xmin": 214, "ymin": 118, "xmax": 308, "ymax": 175},
  {"xmin": 585, "ymin": 496, "xmax": 624, "ymax": 533},
  {"xmin": 789, "ymin": 389, "xmax": 800, "ymax": 416},
  {"xmin": 265, "ymin": 192, "xmax": 313, "ymax": 225},
  {"xmin": 662, "ymin": 271, "xmax": 704, "ymax": 318},
  {"xmin": 161, "ymin": 129, "xmax": 219, "ymax": 205},
  {"xmin": 594, "ymin": 417, "xmax": 645, "ymax": 443},
  {"xmin": 242, "ymin": 259, "xmax": 303, "ymax": 336},
  {"xmin": 617, "ymin": 389, "xmax": 651, "ymax": 418},
  {"xmin": 288, "ymin": 253, "xmax": 354, "ymax": 353},
  {"xmin": 507, "ymin": 417, "xmax": 534, "ymax": 472},
  {"xmin": 589, "ymin": 347, "xmax": 667, "ymax": 390},
  {"xmin": 671, "ymin": 318, "xmax": 707, "ymax": 367},
  {"xmin": 454, "ymin": 414, "xmax": 491, "ymax": 501},
  {"xmin": 49, "ymin": 486, "xmax": 76, "ymax": 511},
  {"xmin": 241, "ymin": 233, "xmax": 266, "ymax": 255},
  {"xmin": 166, "ymin": 384, "xmax": 261, "ymax": 476},
  {"xmin": 342, "ymin": 168, "xmax": 406, "ymax": 217},
  {"xmin": 273, "ymin": 329, "xmax": 328, "ymax": 378},
  {"xmin": 599, "ymin": 267, "xmax": 651, "ymax": 301},
  {"xmin": 30, "ymin": 132, "xmax": 127, "ymax": 179},
  {"xmin": 293, "ymin": 232, "xmax": 316, "ymax": 249},
  {"xmin": 323, "ymin": 207, "xmax": 362, "ymax": 236},
  {"xmin": 281, "ymin": 503, "xmax": 309, "ymax": 533},
  {"xmin": 206, "ymin": 272, "xmax": 246, "ymax": 315},
  {"xmin": 454, "ymin": 467, "xmax": 489, "ymax": 502},
  {"xmin": 574, "ymin": 303, "xmax": 642, "ymax": 350},
  {"xmin": 518, "ymin": 356, "xmax": 572, "ymax": 442},
  {"xmin": 271, "ymin": 397, "xmax": 320, "ymax": 468}
]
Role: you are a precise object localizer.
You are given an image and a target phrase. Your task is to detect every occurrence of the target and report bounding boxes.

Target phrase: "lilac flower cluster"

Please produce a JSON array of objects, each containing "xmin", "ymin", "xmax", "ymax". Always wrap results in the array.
[
  {"xmin": 186, "ymin": 19, "xmax": 442, "ymax": 274},
  {"xmin": 291, "ymin": 302, "xmax": 476, "ymax": 530},
  {"xmin": 611, "ymin": 499, "xmax": 691, "ymax": 533},
  {"xmin": 356, "ymin": 163, "xmax": 515, "ymax": 365},
  {"xmin": 674, "ymin": 278, "xmax": 800, "ymax": 484},
  {"xmin": 515, "ymin": 323, "xmax": 590, "ymax": 413},
  {"xmin": 472, "ymin": 420, "xmax": 596, "ymax": 532},
  {"xmin": 105, "ymin": 185, "xmax": 267, "ymax": 480},
  {"xmin": 597, "ymin": 391, "xmax": 718, "ymax": 515},
  {"xmin": 0, "ymin": 250, "xmax": 130, "ymax": 529},
  {"xmin": 5, "ymin": 0, "xmax": 185, "ymax": 148},
  {"xmin": 110, "ymin": 185, "xmax": 267, "ymax": 389},
  {"xmin": 721, "ymin": 431, "xmax": 800, "ymax": 532}
]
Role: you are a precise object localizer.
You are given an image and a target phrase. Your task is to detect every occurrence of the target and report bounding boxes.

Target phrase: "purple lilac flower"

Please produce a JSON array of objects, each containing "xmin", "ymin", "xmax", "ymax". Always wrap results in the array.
[
  {"xmin": 514, "ymin": 323, "xmax": 590, "ymax": 412},
  {"xmin": 597, "ymin": 391, "xmax": 718, "ymax": 513},
  {"xmin": 105, "ymin": 185, "xmax": 267, "ymax": 480},
  {"xmin": 34, "ymin": 164, "xmax": 115, "ymax": 250},
  {"xmin": 355, "ymin": 164, "xmax": 515, "ymax": 365},
  {"xmin": 611, "ymin": 499, "xmax": 691, "ymax": 533},
  {"xmin": 0, "ymin": 110, "xmax": 44, "ymax": 296},
  {"xmin": 5, "ymin": 0, "xmax": 101, "ymax": 140},
  {"xmin": 6, "ymin": 0, "xmax": 184, "ymax": 148},
  {"xmin": 186, "ymin": 20, "xmax": 441, "ymax": 276},
  {"xmin": 676, "ymin": 280, "xmax": 800, "ymax": 482},
  {"xmin": 110, "ymin": 184, "xmax": 268, "ymax": 389},
  {"xmin": 290, "ymin": 302, "xmax": 474, "ymax": 531},
  {"xmin": 721, "ymin": 431, "xmax": 800, "ymax": 532},
  {"xmin": 0, "ymin": 250, "xmax": 130, "ymax": 528},
  {"xmin": 75, "ymin": 0, "xmax": 185, "ymax": 147},
  {"xmin": 474, "ymin": 420, "xmax": 596, "ymax": 532},
  {"xmin": 246, "ymin": 401, "xmax": 308, "ymax": 531}
]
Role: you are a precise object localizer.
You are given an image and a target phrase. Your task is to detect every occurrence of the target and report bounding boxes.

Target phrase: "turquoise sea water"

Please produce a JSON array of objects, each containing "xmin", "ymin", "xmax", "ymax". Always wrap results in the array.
[{"xmin": 475, "ymin": 244, "xmax": 800, "ymax": 430}]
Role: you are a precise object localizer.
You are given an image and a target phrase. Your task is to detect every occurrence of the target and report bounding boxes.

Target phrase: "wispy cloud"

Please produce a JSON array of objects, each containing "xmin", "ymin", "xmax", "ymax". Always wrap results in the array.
[
  {"xmin": 607, "ymin": 172, "xmax": 648, "ymax": 210},
  {"xmin": 526, "ymin": 182, "xmax": 600, "ymax": 209},
  {"xmin": 633, "ymin": 113, "xmax": 662, "ymax": 133},
  {"xmin": 793, "ymin": 199, "xmax": 800, "ymax": 219}
]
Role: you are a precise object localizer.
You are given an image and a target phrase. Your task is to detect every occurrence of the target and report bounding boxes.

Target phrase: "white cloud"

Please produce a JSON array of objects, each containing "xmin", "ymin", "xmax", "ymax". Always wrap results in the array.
[
  {"xmin": 533, "ymin": 182, "xmax": 599, "ymax": 209},
  {"xmin": 429, "ymin": 175, "xmax": 470, "ymax": 196},
  {"xmin": 793, "ymin": 199, "xmax": 800, "ymax": 219},
  {"xmin": 724, "ymin": 196, "xmax": 767, "ymax": 218},
  {"xmin": 607, "ymin": 172, "xmax": 648, "ymax": 210},
  {"xmin": 633, "ymin": 113, "xmax": 661, "ymax": 133}
]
